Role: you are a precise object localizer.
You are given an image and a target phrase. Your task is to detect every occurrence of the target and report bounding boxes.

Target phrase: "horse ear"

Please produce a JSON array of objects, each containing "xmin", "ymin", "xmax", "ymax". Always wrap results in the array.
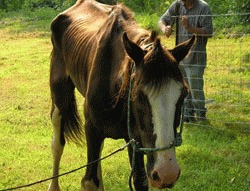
[
  {"xmin": 169, "ymin": 35, "xmax": 196, "ymax": 63},
  {"xmin": 154, "ymin": 38, "xmax": 163, "ymax": 52},
  {"xmin": 150, "ymin": 38, "xmax": 164, "ymax": 59},
  {"xmin": 150, "ymin": 31, "xmax": 158, "ymax": 42},
  {"xmin": 123, "ymin": 32, "xmax": 145, "ymax": 64}
]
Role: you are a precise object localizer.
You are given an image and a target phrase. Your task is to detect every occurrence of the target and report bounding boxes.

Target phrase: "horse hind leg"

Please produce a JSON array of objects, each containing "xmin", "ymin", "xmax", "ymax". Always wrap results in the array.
[
  {"xmin": 48, "ymin": 104, "xmax": 65, "ymax": 191},
  {"xmin": 48, "ymin": 53, "xmax": 68, "ymax": 191},
  {"xmin": 81, "ymin": 121, "xmax": 104, "ymax": 191},
  {"xmin": 49, "ymin": 77, "xmax": 83, "ymax": 191},
  {"xmin": 49, "ymin": 49, "xmax": 83, "ymax": 189}
]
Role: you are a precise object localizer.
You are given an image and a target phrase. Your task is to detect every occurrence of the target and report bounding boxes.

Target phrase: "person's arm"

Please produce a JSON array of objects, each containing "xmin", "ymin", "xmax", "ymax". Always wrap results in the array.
[
  {"xmin": 181, "ymin": 4, "xmax": 213, "ymax": 37},
  {"xmin": 181, "ymin": 16, "xmax": 208, "ymax": 35},
  {"xmin": 158, "ymin": 1, "xmax": 178, "ymax": 37},
  {"xmin": 159, "ymin": 20, "xmax": 173, "ymax": 38}
]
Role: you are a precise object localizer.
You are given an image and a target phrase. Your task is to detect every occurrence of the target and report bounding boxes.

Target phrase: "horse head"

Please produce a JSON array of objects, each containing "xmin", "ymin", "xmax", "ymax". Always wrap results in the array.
[{"xmin": 123, "ymin": 32, "xmax": 195, "ymax": 189}]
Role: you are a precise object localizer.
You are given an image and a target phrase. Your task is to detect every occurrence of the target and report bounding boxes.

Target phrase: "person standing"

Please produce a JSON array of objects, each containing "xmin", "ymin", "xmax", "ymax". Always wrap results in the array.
[{"xmin": 159, "ymin": 0, "xmax": 213, "ymax": 122}]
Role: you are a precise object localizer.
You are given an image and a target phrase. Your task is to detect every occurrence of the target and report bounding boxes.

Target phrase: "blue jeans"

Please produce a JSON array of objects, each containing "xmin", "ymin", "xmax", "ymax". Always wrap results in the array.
[{"xmin": 180, "ymin": 64, "xmax": 207, "ymax": 119}]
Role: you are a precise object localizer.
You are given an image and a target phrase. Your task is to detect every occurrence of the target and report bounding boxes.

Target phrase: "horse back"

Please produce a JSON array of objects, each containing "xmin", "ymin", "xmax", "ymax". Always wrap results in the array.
[
  {"xmin": 50, "ymin": 0, "xmax": 131, "ymax": 130},
  {"xmin": 50, "ymin": 0, "xmax": 114, "ymax": 96}
]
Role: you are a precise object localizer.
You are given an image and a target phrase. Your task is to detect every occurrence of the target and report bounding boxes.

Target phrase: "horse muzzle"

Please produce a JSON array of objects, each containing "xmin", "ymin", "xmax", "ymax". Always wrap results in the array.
[
  {"xmin": 148, "ymin": 150, "xmax": 181, "ymax": 189},
  {"xmin": 149, "ymin": 168, "xmax": 180, "ymax": 189}
]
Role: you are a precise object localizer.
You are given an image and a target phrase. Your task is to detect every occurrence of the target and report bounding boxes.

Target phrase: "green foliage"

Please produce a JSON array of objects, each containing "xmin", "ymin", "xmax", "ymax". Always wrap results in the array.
[
  {"xmin": 134, "ymin": 13, "xmax": 159, "ymax": 30},
  {"xmin": 206, "ymin": 0, "xmax": 249, "ymax": 15},
  {"xmin": 98, "ymin": 0, "xmax": 116, "ymax": 4},
  {"xmin": 0, "ymin": 0, "xmax": 249, "ymax": 24},
  {"xmin": 0, "ymin": 0, "xmax": 76, "ymax": 11},
  {"xmin": 118, "ymin": 0, "xmax": 172, "ymax": 15},
  {"xmin": 0, "ymin": 0, "xmax": 249, "ymax": 34},
  {"xmin": 0, "ymin": 0, "xmax": 25, "ymax": 11},
  {"xmin": 0, "ymin": 0, "xmax": 248, "ymax": 14}
]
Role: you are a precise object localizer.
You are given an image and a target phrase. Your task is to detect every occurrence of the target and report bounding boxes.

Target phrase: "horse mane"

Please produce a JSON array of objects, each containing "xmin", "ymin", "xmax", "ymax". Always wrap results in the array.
[
  {"xmin": 116, "ymin": 3, "xmax": 134, "ymax": 21},
  {"xmin": 111, "ymin": 7, "xmax": 153, "ymax": 106},
  {"xmin": 115, "ymin": 34, "xmax": 185, "ymax": 106}
]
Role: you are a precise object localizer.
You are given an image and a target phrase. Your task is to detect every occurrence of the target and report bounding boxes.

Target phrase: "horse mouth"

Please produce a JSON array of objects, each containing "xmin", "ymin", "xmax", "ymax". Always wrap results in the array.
[
  {"xmin": 148, "ymin": 178, "xmax": 176, "ymax": 189},
  {"xmin": 162, "ymin": 183, "xmax": 175, "ymax": 189}
]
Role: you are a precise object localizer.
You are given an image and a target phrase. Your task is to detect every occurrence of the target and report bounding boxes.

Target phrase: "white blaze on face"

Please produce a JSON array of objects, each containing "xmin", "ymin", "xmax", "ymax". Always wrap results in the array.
[
  {"xmin": 145, "ymin": 79, "xmax": 183, "ymax": 184},
  {"xmin": 145, "ymin": 80, "xmax": 182, "ymax": 149}
]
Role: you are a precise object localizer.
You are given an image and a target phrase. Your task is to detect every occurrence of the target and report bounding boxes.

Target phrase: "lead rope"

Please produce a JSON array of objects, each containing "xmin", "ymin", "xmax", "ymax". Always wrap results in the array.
[{"xmin": 127, "ymin": 64, "xmax": 136, "ymax": 191}]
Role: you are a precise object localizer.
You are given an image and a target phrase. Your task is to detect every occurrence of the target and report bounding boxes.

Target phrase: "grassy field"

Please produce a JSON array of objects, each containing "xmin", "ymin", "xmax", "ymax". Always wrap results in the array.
[{"xmin": 0, "ymin": 9, "xmax": 249, "ymax": 191}]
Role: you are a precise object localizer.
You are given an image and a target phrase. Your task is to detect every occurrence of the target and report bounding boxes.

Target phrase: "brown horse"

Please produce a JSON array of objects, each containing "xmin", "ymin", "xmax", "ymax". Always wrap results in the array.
[{"xmin": 49, "ymin": 0, "xmax": 195, "ymax": 190}]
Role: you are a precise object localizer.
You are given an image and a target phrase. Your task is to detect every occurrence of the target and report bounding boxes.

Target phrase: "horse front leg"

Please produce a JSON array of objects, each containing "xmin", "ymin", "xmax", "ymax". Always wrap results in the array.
[
  {"xmin": 81, "ymin": 120, "xmax": 104, "ymax": 191},
  {"xmin": 127, "ymin": 142, "xmax": 149, "ymax": 191},
  {"xmin": 48, "ymin": 105, "xmax": 65, "ymax": 191}
]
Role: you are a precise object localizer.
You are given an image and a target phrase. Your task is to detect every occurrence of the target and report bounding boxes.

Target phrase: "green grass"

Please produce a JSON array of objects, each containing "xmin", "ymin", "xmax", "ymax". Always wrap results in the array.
[{"xmin": 0, "ymin": 9, "xmax": 249, "ymax": 191}]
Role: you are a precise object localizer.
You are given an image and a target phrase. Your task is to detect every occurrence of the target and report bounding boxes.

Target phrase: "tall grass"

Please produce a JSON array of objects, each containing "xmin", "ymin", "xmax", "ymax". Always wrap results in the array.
[{"xmin": 0, "ymin": 8, "xmax": 249, "ymax": 191}]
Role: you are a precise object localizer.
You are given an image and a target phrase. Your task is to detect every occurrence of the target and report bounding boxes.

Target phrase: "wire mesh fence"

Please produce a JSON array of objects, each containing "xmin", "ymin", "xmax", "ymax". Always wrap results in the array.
[{"xmin": 181, "ymin": 13, "xmax": 250, "ymax": 129}]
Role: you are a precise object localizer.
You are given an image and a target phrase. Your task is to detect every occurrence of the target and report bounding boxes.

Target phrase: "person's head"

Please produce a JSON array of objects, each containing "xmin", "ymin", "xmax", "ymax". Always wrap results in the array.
[
  {"xmin": 181, "ymin": 0, "xmax": 195, "ymax": 9},
  {"xmin": 181, "ymin": 0, "xmax": 195, "ymax": 2}
]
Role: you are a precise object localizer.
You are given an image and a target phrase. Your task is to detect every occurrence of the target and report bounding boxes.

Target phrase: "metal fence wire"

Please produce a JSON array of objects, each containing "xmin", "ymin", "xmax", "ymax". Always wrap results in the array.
[{"xmin": 178, "ymin": 13, "xmax": 250, "ymax": 129}]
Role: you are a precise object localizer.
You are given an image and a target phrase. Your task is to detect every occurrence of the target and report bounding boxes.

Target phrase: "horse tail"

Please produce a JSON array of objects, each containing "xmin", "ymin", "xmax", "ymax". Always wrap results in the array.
[
  {"xmin": 60, "ymin": 85, "xmax": 84, "ymax": 145},
  {"xmin": 50, "ymin": 66, "xmax": 84, "ymax": 145},
  {"xmin": 50, "ymin": 12, "xmax": 83, "ymax": 145}
]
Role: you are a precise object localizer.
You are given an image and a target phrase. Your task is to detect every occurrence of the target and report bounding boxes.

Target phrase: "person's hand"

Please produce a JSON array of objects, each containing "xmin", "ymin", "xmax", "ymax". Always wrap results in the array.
[
  {"xmin": 164, "ymin": 25, "xmax": 173, "ymax": 38},
  {"xmin": 181, "ymin": 16, "xmax": 189, "ymax": 29}
]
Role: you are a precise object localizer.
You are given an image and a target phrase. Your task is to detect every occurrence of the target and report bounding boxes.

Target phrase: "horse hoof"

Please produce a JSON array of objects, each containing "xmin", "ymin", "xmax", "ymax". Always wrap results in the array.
[
  {"xmin": 48, "ymin": 183, "xmax": 61, "ymax": 191},
  {"xmin": 81, "ymin": 180, "xmax": 104, "ymax": 191}
]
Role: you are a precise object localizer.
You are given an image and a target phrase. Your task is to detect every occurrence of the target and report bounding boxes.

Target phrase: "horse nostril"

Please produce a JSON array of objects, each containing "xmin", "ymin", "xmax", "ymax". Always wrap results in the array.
[
  {"xmin": 166, "ymin": 183, "xmax": 174, "ymax": 188},
  {"xmin": 152, "ymin": 171, "xmax": 160, "ymax": 181}
]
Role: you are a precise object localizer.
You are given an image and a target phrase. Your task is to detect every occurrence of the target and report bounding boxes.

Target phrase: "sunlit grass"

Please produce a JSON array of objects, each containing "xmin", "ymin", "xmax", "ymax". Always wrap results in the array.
[{"xmin": 0, "ymin": 9, "xmax": 249, "ymax": 191}]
